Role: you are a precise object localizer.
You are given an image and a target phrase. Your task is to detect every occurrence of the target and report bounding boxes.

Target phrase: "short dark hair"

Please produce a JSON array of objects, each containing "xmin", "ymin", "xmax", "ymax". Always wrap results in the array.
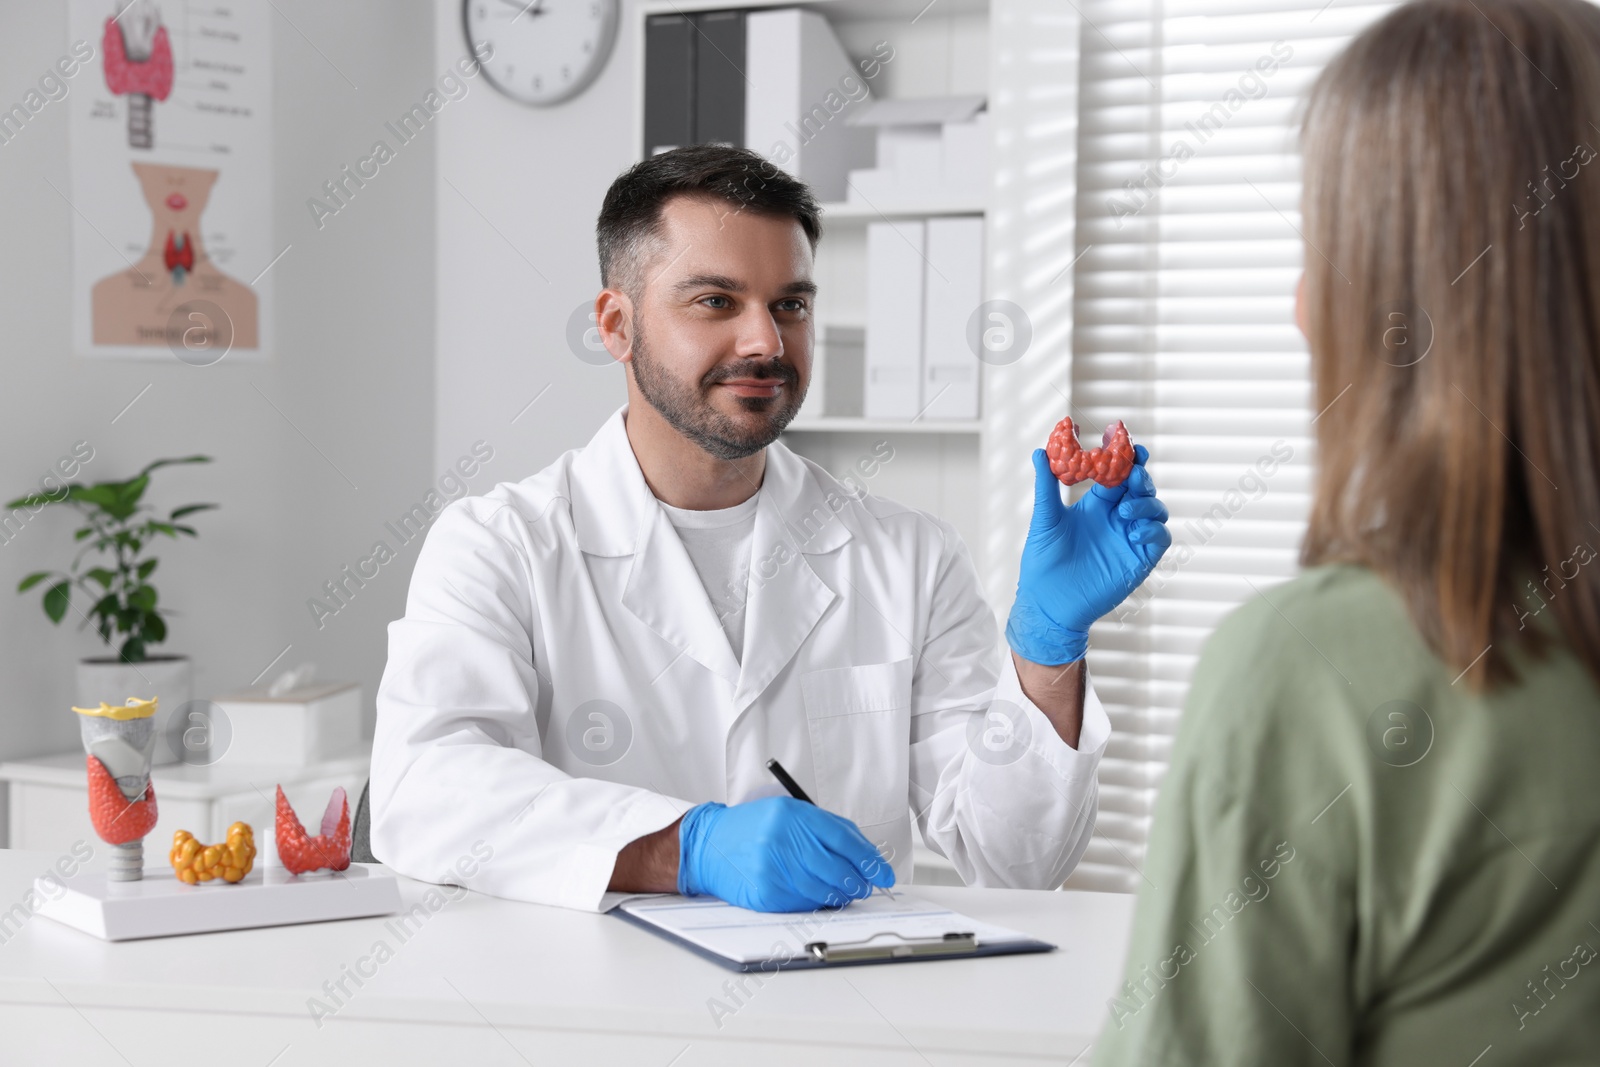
[{"xmin": 596, "ymin": 144, "xmax": 823, "ymax": 299}]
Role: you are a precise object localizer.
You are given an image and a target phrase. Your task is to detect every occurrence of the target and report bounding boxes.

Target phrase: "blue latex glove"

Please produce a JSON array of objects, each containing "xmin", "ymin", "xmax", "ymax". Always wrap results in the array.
[
  {"xmin": 677, "ymin": 797, "xmax": 895, "ymax": 912},
  {"xmin": 1006, "ymin": 443, "xmax": 1172, "ymax": 665}
]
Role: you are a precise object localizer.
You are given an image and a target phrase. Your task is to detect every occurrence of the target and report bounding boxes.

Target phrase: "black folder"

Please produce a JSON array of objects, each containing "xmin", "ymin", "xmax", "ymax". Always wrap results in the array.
[
  {"xmin": 693, "ymin": 9, "xmax": 746, "ymax": 148},
  {"xmin": 642, "ymin": 9, "xmax": 746, "ymax": 157},
  {"xmin": 643, "ymin": 13, "xmax": 695, "ymax": 156}
]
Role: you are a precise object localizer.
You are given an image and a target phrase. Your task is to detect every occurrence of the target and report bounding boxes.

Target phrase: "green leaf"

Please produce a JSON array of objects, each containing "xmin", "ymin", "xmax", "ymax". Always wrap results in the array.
[
  {"xmin": 114, "ymin": 473, "xmax": 150, "ymax": 509},
  {"xmin": 138, "ymin": 455, "xmax": 211, "ymax": 478},
  {"xmin": 66, "ymin": 484, "xmax": 119, "ymax": 510},
  {"xmin": 96, "ymin": 617, "xmax": 112, "ymax": 644},
  {"xmin": 146, "ymin": 521, "xmax": 178, "ymax": 538},
  {"xmin": 92, "ymin": 593, "xmax": 119, "ymax": 618},
  {"xmin": 119, "ymin": 638, "xmax": 145, "ymax": 663},
  {"xmin": 17, "ymin": 571, "xmax": 52, "ymax": 593},
  {"xmin": 145, "ymin": 613, "xmax": 167, "ymax": 643},
  {"xmin": 87, "ymin": 567, "xmax": 117, "ymax": 590},
  {"xmin": 137, "ymin": 559, "xmax": 157, "ymax": 580},
  {"xmin": 43, "ymin": 581, "xmax": 70, "ymax": 623},
  {"xmin": 168, "ymin": 503, "xmax": 217, "ymax": 521},
  {"xmin": 128, "ymin": 586, "xmax": 157, "ymax": 612},
  {"xmin": 173, "ymin": 524, "xmax": 198, "ymax": 537},
  {"xmin": 3, "ymin": 489, "xmax": 69, "ymax": 509},
  {"xmin": 74, "ymin": 526, "xmax": 95, "ymax": 541}
]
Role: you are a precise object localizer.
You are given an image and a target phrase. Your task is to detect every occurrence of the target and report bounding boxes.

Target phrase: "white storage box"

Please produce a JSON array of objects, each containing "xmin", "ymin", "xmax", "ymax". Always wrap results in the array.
[{"xmin": 212, "ymin": 681, "xmax": 361, "ymax": 765}]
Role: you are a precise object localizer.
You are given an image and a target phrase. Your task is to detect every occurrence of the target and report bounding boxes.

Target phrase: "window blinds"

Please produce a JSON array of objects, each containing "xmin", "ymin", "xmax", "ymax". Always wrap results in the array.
[{"xmin": 1063, "ymin": 0, "xmax": 1400, "ymax": 893}]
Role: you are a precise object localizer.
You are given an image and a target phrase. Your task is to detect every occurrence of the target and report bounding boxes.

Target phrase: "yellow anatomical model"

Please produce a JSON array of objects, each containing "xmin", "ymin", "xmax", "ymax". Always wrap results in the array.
[{"xmin": 170, "ymin": 822, "xmax": 256, "ymax": 884}]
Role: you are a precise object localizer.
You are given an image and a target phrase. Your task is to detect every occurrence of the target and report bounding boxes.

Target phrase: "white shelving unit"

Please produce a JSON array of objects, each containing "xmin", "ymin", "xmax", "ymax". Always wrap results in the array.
[
  {"xmin": 632, "ymin": 0, "xmax": 994, "ymax": 555},
  {"xmin": 815, "ymin": 199, "xmax": 988, "ymax": 220}
]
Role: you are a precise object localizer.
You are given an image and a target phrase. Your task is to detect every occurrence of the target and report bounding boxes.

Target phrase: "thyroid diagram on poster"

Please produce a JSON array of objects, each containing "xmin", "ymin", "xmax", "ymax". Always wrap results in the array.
[{"xmin": 69, "ymin": 0, "xmax": 272, "ymax": 362}]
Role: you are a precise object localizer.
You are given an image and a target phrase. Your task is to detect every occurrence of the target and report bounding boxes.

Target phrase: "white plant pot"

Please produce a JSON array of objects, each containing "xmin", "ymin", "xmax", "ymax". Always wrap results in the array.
[{"xmin": 75, "ymin": 655, "xmax": 193, "ymax": 767}]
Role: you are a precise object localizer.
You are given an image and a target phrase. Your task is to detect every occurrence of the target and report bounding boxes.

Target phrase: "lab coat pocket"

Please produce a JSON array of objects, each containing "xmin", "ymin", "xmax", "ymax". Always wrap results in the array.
[{"xmin": 801, "ymin": 658, "xmax": 913, "ymax": 829}]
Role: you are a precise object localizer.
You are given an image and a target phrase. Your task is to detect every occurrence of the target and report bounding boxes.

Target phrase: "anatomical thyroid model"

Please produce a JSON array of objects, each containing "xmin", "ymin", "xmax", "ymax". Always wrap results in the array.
[
  {"xmin": 102, "ymin": 0, "xmax": 174, "ymax": 150},
  {"xmin": 1047, "ymin": 416, "xmax": 1136, "ymax": 488},
  {"xmin": 276, "ymin": 786, "xmax": 353, "ymax": 876},
  {"xmin": 74, "ymin": 697, "xmax": 161, "ymax": 882}
]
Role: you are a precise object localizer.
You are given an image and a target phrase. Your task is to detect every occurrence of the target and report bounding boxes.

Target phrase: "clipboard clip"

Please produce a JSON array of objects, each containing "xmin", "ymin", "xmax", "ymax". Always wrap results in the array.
[{"xmin": 805, "ymin": 930, "xmax": 978, "ymax": 963}]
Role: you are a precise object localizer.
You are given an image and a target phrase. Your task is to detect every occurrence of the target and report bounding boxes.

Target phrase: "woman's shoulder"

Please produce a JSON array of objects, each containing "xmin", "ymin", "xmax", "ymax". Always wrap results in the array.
[
  {"xmin": 1175, "ymin": 564, "xmax": 1423, "ymax": 778},
  {"xmin": 1201, "ymin": 562, "xmax": 1413, "ymax": 673}
]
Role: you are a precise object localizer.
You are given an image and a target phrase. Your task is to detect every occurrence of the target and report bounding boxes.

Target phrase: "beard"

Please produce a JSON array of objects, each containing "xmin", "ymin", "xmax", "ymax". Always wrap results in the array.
[{"xmin": 629, "ymin": 317, "xmax": 806, "ymax": 461}]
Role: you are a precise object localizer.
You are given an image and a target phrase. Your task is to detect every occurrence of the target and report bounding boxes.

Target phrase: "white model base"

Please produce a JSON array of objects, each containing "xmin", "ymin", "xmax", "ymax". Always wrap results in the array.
[{"xmin": 32, "ymin": 863, "xmax": 401, "ymax": 941}]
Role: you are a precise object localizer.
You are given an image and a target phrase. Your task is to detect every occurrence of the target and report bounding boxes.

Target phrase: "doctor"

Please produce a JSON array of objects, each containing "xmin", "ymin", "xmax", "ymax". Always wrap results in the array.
[{"xmin": 370, "ymin": 144, "xmax": 1171, "ymax": 913}]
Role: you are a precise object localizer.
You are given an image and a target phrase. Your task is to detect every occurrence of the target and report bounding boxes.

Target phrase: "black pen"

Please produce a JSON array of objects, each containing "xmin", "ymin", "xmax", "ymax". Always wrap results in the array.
[
  {"xmin": 765, "ymin": 757, "xmax": 813, "ymax": 804},
  {"xmin": 766, "ymin": 758, "xmax": 888, "ymax": 898}
]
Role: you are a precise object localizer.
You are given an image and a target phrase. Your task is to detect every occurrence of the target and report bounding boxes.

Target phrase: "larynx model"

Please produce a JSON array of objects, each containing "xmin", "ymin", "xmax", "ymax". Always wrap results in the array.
[{"xmin": 73, "ymin": 696, "xmax": 161, "ymax": 882}]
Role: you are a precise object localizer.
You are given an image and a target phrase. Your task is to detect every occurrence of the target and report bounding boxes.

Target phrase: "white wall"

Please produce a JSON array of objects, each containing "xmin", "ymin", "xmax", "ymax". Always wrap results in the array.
[
  {"xmin": 0, "ymin": 0, "xmax": 439, "ymax": 843},
  {"xmin": 429, "ymin": 0, "xmax": 636, "ymax": 483}
]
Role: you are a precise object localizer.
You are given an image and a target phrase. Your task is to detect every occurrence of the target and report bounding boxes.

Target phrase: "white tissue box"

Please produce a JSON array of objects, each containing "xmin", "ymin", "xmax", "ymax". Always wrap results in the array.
[{"xmin": 212, "ymin": 682, "xmax": 361, "ymax": 766}]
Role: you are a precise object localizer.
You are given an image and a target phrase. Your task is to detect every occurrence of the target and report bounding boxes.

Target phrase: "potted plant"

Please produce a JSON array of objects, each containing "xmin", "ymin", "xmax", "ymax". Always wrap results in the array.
[{"xmin": 9, "ymin": 455, "xmax": 215, "ymax": 764}]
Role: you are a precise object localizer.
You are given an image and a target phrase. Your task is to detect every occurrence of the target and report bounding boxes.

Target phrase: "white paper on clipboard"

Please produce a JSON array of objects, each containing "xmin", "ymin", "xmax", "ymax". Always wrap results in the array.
[{"xmin": 613, "ymin": 889, "xmax": 1049, "ymax": 968}]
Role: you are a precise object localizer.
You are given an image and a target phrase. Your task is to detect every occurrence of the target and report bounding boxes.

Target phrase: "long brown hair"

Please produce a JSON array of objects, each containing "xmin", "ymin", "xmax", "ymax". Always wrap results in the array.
[{"xmin": 1298, "ymin": 0, "xmax": 1600, "ymax": 690}]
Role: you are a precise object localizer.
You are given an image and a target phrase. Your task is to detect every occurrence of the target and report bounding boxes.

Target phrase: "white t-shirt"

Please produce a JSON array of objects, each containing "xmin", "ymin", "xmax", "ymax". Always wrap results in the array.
[{"xmin": 656, "ymin": 490, "xmax": 759, "ymax": 663}]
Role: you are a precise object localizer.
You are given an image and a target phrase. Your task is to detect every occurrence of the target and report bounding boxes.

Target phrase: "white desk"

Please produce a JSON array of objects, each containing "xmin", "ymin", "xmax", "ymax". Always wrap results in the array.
[{"xmin": 0, "ymin": 848, "xmax": 1134, "ymax": 1065}]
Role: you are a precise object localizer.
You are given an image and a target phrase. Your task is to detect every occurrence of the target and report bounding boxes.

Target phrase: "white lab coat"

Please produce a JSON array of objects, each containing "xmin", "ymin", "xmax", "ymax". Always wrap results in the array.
[{"xmin": 370, "ymin": 404, "xmax": 1110, "ymax": 911}]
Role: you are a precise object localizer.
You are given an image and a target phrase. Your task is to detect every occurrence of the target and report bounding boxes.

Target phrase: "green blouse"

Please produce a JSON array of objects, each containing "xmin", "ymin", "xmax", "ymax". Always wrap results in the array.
[{"xmin": 1092, "ymin": 563, "xmax": 1600, "ymax": 1066}]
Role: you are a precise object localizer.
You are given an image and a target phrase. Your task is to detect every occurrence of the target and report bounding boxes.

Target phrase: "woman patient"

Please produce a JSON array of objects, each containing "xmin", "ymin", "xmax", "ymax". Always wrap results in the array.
[{"xmin": 1093, "ymin": 0, "xmax": 1600, "ymax": 1062}]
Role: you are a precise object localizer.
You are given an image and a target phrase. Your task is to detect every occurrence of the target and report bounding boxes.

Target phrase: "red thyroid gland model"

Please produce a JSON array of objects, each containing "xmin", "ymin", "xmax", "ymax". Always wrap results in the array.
[
  {"xmin": 276, "ymin": 785, "xmax": 353, "ymax": 875},
  {"xmin": 101, "ymin": 0, "xmax": 174, "ymax": 149},
  {"xmin": 1046, "ymin": 416, "xmax": 1137, "ymax": 488}
]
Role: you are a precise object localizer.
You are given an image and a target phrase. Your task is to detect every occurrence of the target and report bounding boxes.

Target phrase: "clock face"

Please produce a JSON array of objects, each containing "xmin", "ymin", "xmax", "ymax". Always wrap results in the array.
[{"xmin": 463, "ymin": 0, "xmax": 619, "ymax": 106}]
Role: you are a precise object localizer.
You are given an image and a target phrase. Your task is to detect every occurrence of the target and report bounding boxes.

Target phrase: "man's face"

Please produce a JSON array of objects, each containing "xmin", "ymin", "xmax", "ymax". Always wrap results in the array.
[{"xmin": 622, "ymin": 195, "xmax": 814, "ymax": 460}]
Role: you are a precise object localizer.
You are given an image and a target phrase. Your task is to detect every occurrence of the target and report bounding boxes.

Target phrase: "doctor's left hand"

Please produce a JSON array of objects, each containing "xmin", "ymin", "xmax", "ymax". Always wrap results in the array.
[{"xmin": 1006, "ymin": 444, "xmax": 1171, "ymax": 666}]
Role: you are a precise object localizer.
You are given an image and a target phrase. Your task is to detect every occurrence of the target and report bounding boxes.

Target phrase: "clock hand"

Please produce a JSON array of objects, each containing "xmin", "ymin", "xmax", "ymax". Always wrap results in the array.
[{"xmin": 500, "ymin": 0, "xmax": 546, "ymax": 20}]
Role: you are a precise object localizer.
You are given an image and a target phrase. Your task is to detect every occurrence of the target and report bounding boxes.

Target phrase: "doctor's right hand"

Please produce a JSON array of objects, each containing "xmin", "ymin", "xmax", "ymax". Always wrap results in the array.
[
  {"xmin": 677, "ymin": 797, "xmax": 895, "ymax": 912},
  {"xmin": 1006, "ymin": 444, "xmax": 1170, "ymax": 665}
]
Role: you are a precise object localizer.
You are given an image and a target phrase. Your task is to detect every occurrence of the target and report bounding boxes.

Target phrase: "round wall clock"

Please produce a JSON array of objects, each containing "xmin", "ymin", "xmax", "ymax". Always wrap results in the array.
[{"xmin": 462, "ymin": 0, "xmax": 619, "ymax": 106}]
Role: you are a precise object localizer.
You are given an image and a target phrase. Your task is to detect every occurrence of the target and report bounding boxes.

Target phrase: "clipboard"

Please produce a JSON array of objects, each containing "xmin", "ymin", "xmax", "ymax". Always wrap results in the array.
[{"xmin": 612, "ymin": 891, "xmax": 1056, "ymax": 972}]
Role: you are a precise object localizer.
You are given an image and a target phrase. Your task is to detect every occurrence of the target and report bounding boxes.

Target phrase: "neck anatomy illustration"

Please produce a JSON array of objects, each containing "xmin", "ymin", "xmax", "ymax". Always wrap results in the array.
[{"xmin": 91, "ymin": 162, "xmax": 261, "ymax": 350}]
